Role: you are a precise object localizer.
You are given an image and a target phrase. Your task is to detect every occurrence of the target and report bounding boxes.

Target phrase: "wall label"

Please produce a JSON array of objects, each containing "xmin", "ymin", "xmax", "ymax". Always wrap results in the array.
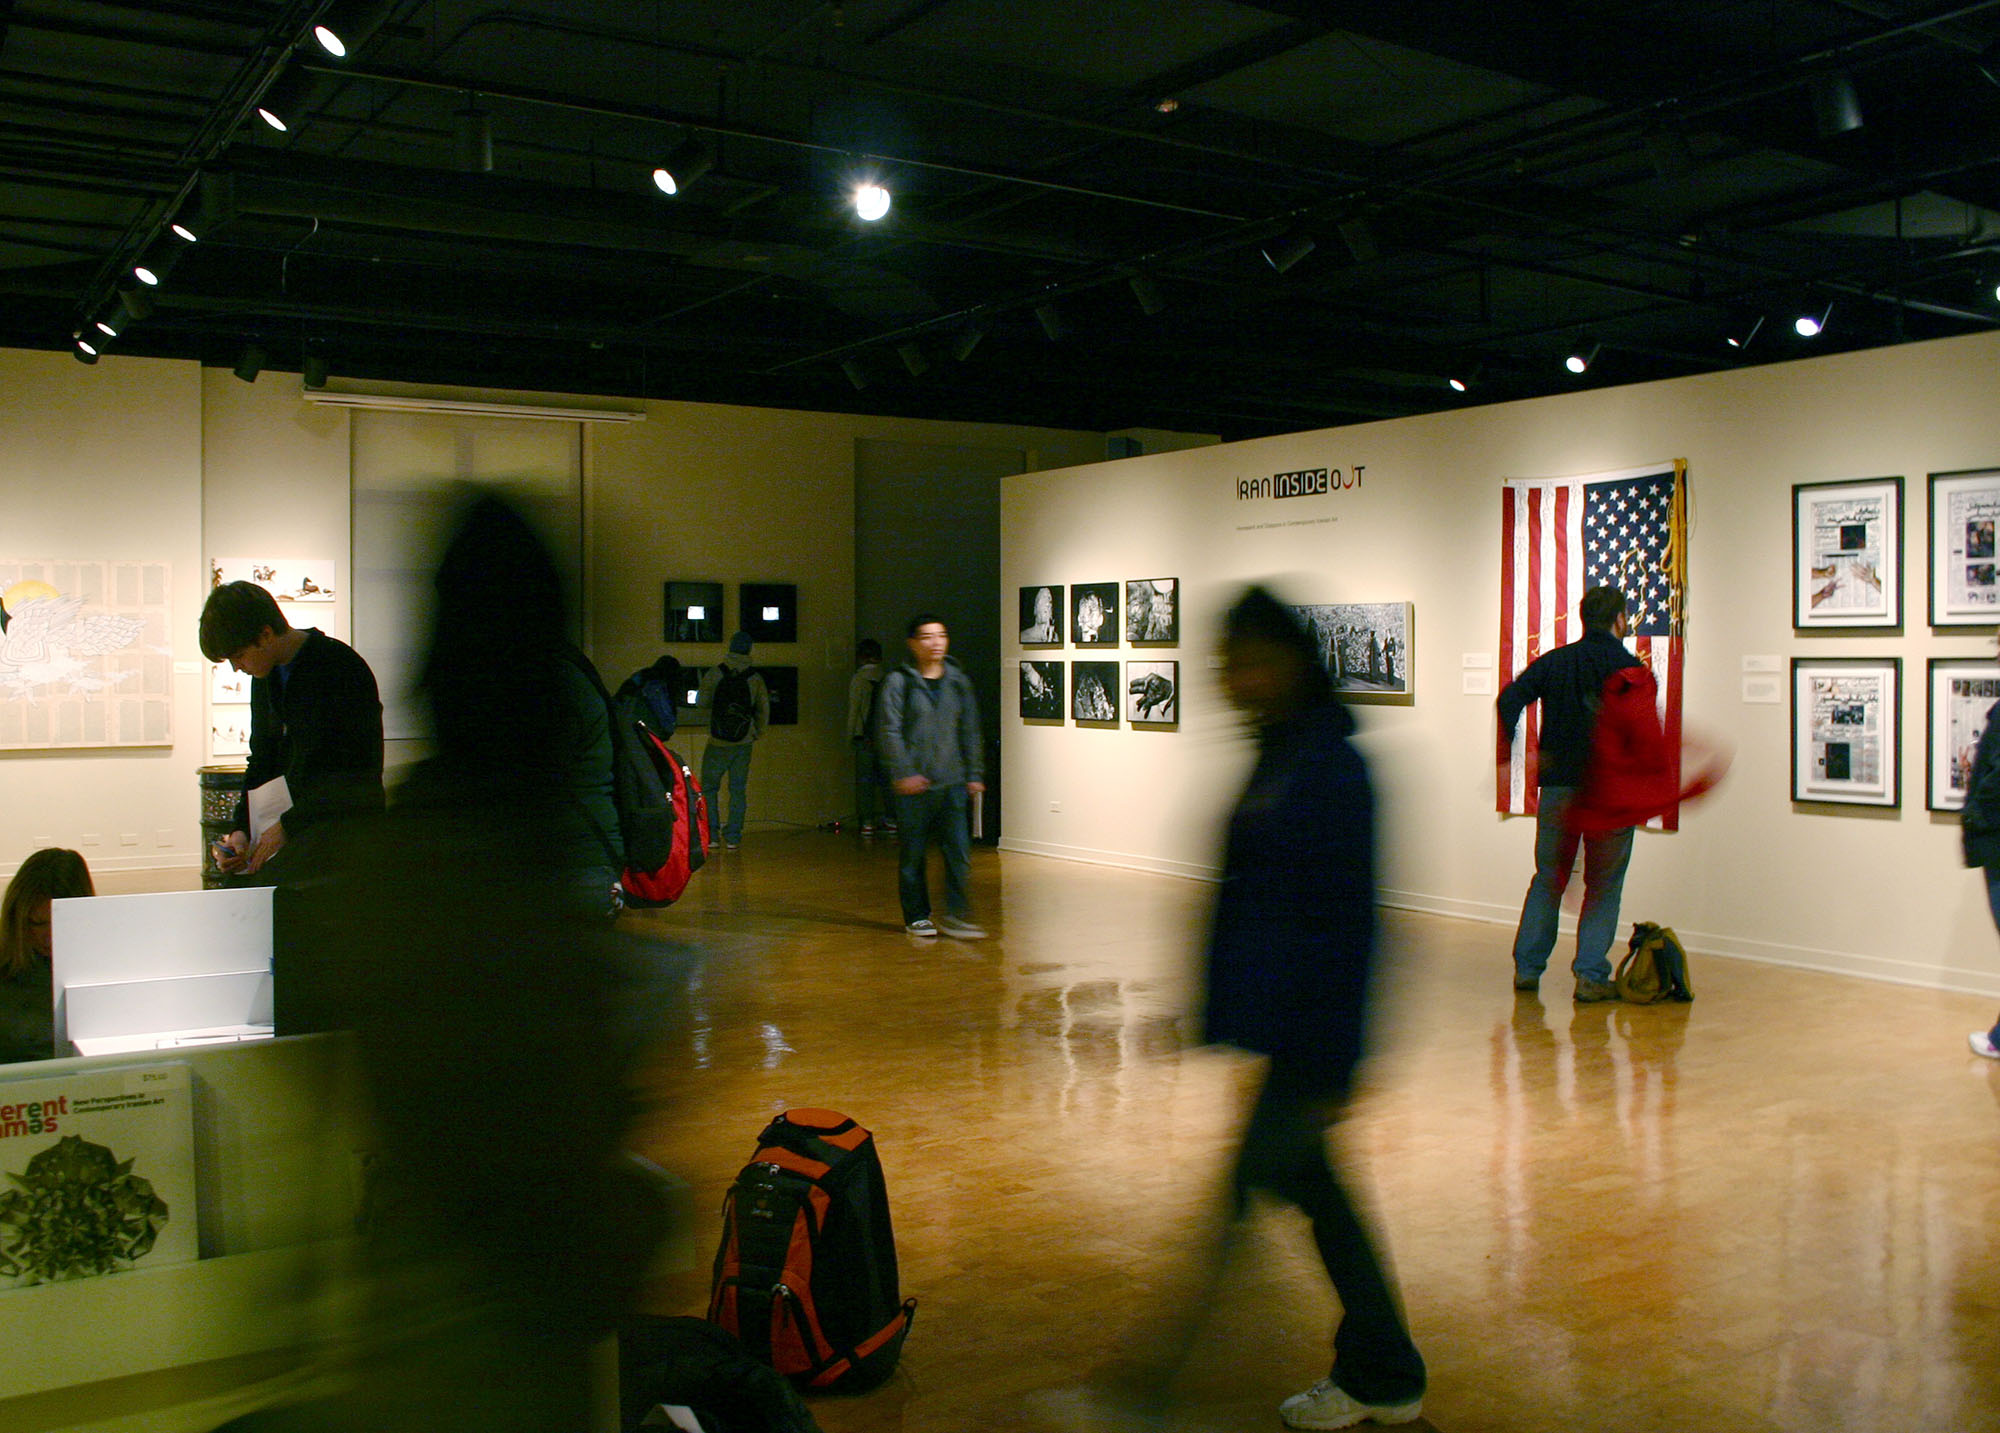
[{"xmin": 1235, "ymin": 465, "xmax": 1365, "ymax": 501}]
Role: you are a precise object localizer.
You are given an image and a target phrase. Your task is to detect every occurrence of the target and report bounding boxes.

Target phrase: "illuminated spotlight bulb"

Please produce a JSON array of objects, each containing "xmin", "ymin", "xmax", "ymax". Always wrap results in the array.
[
  {"xmin": 1565, "ymin": 353, "xmax": 1588, "ymax": 373},
  {"xmin": 312, "ymin": 25, "xmax": 346, "ymax": 58},
  {"xmin": 94, "ymin": 319, "xmax": 118, "ymax": 337},
  {"xmin": 1794, "ymin": 313, "xmax": 1822, "ymax": 337},
  {"xmin": 77, "ymin": 337, "xmax": 98, "ymax": 356},
  {"xmin": 133, "ymin": 265, "xmax": 159, "ymax": 285},
  {"xmin": 652, "ymin": 167, "xmax": 678, "ymax": 195},
  {"xmin": 854, "ymin": 182, "xmax": 891, "ymax": 221},
  {"xmin": 257, "ymin": 106, "xmax": 287, "ymax": 132},
  {"xmin": 170, "ymin": 222, "xmax": 198, "ymax": 242},
  {"xmin": 1448, "ymin": 377, "xmax": 1468, "ymax": 392}
]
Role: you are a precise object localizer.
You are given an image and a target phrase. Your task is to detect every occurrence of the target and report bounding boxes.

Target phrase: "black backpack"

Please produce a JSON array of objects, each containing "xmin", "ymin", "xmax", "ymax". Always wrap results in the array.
[
  {"xmin": 712, "ymin": 666, "xmax": 758, "ymax": 742},
  {"xmin": 708, "ymin": 1109, "xmax": 915, "ymax": 1393},
  {"xmin": 620, "ymin": 1315, "xmax": 821, "ymax": 1433}
]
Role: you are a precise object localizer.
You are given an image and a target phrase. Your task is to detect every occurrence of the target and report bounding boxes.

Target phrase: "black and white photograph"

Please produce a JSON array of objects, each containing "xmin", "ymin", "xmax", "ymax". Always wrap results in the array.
[
  {"xmin": 1125, "ymin": 660, "xmax": 1179, "ymax": 726},
  {"xmin": 1930, "ymin": 469, "xmax": 2000, "ymax": 625},
  {"xmin": 1290, "ymin": 601, "xmax": 1415, "ymax": 702},
  {"xmin": 1019, "ymin": 661, "xmax": 1064, "ymax": 722},
  {"xmin": 664, "ymin": 580, "xmax": 724, "ymax": 643},
  {"xmin": 1124, "ymin": 578, "xmax": 1179, "ymax": 644},
  {"xmin": 1791, "ymin": 656, "xmax": 1900, "ymax": 807},
  {"xmin": 1019, "ymin": 585, "xmax": 1064, "ymax": 645},
  {"xmin": 1792, "ymin": 476, "xmax": 1902, "ymax": 629},
  {"xmin": 1072, "ymin": 583, "xmax": 1119, "ymax": 646},
  {"xmin": 1072, "ymin": 661, "xmax": 1119, "ymax": 723}
]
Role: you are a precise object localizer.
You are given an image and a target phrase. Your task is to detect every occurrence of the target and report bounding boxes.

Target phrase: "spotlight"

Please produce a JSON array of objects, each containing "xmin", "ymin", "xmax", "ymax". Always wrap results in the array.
[
  {"xmin": 1448, "ymin": 377, "xmax": 1467, "ymax": 392},
  {"xmin": 1445, "ymin": 362, "xmax": 1483, "ymax": 394},
  {"xmin": 311, "ymin": 24, "xmax": 346, "ymax": 58},
  {"xmin": 1794, "ymin": 303, "xmax": 1831, "ymax": 338},
  {"xmin": 74, "ymin": 340, "xmax": 99, "ymax": 364},
  {"xmin": 854, "ymin": 182, "xmax": 891, "ymax": 222},
  {"xmin": 1810, "ymin": 72, "xmax": 1863, "ymax": 137},
  {"xmin": 93, "ymin": 317, "xmax": 118, "ymax": 338},
  {"xmin": 170, "ymin": 222, "xmax": 198, "ymax": 243},
  {"xmin": 948, "ymin": 326, "xmax": 985, "ymax": 362},
  {"xmin": 1261, "ymin": 232, "xmax": 1316, "ymax": 274},
  {"xmin": 1128, "ymin": 274, "xmax": 1166, "ymax": 316},
  {"xmin": 233, "ymin": 341, "xmax": 267, "ymax": 383},
  {"xmin": 1726, "ymin": 315, "xmax": 1765, "ymax": 349},
  {"xmin": 897, "ymin": 341, "xmax": 929, "ymax": 377},
  {"xmin": 839, "ymin": 357, "xmax": 869, "ymax": 390},
  {"xmin": 117, "ymin": 283, "xmax": 155, "ymax": 321},
  {"xmin": 302, "ymin": 352, "xmax": 330, "ymax": 389},
  {"xmin": 133, "ymin": 265, "xmax": 159, "ymax": 286},
  {"xmin": 76, "ymin": 337, "xmax": 99, "ymax": 358},
  {"xmin": 257, "ymin": 106, "xmax": 288, "ymax": 132},
  {"xmin": 1565, "ymin": 343, "xmax": 1601, "ymax": 374},
  {"xmin": 652, "ymin": 137, "xmax": 713, "ymax": 195},
  {"xmin": 1337, "ymin": 219, "xmax": 1378, "ymax": 264},
  {"xmin": 1033, "ymin": 302, "xmax": 1067, "ymax": 341}
]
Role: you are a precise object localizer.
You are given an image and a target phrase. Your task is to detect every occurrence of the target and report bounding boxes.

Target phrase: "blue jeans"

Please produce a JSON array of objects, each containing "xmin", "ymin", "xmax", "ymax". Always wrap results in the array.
[
  {"xmin": 896, "ymin": 784, "xmax": 970, "ymax": 925},
  {"xmin": 700, "ymin": 740, "xmax": 752, "ymax": 845},
  {"xmin": 1511, "ymin": 785, "xmax": 1634, "ymax": 984}
]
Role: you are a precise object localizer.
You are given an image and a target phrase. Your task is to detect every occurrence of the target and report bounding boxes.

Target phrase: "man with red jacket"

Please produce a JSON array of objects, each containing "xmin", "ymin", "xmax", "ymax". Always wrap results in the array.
[{"xmin": 1495, "ymin": 585, "xmax": 1642, "ymax": 1002}]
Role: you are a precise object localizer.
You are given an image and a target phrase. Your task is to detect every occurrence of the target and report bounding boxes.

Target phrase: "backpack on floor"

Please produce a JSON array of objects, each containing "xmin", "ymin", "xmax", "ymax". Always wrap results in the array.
[
  {"xmin": 1615, "ymin": 922, "xmax": 1694, "ymax": 1003},
  {"xmin": 620, "ymin": 1314, "xmax": 822, "ymax": 1433},
  {"xmin": 711, "ymin": 666, "xmax": 759, "ymax": 743},
  {"xmin": 708, "ymin": 1108, "xmax": 916, "ymax": 1393}
]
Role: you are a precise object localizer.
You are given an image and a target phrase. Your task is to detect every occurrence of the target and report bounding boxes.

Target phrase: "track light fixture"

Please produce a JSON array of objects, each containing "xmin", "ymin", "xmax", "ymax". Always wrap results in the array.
[
  {"xmin": 1565, "ymin": 343, "xmax": 1601, "ymax": 375},
  {"xmin": 854, "ymin": 181, "xmax": 892, "ymax": 222},
  {"xmin": 948, "ymin": 326, "xmax": 985, "ymax": 362},
  {"xmin": 897, "ymin": 341, "xmax": 929, "ymax": 377},
  {"xmin": 257, "ymin": 105, "xmax": 288, "ymax": 132},
  {"xmin": 133, "ymin": 264, "xmax": 159, "ymax": 286},
  {"xmin": 1446, "ymin": 362, "xmax": 1485, "ymax": 394},
  {"xmin": 1337, "ymin": 219, "xmax": 1378, "ymax": 264},
  {"xmin": 1128, "ymin": 274, "xmax": 1166, "ymax": 317},
  {"xmin": 840, "ymin": 357, "xmax": 869, "ymax": 390},
  {"xmin": 117, "ymin": 283, "xmax": 155, "ymax": 322},
  {"xmin": 1725, "ymin": 314, "xmax": 1765, "ymax": 350},
  {"xmin": 302, "ymin": 352, "xmax": 331, "ymax": 389},
  {"xmin": 312, "ymin": 24, "xmax": 347, "ymax": 58},
  {"xmin": 74, "ymin": 339, "xmax": 99, "ymax": 364},
  {"xmin": 1448, "ymin": 377, "xmax": 1468, "ymax": 393},
  {"xmin": 1261, "ymin": 232, "xmax": 1316, "ymax": 274},
  {"xmin": 1794, "ymin": 303, "xmax": 1831, "ymax": 338},
  {"xmin": 1034, "ymin": 302, "xmax": 1067, "ymax": 341},
  {"xmin": 652, "ymin": 137, "xmax": 714, "ymax": 196},
  {"xmin": 1810, "ymin": 72, "xmax": 1863, "ymax": 137},
  {"xmin": 233, "ymin": 342, "xmax": 268, "ymax": 384},
  {"xmin": 170, "ymin": 222, "xmax": 198, "ymax": 243}
]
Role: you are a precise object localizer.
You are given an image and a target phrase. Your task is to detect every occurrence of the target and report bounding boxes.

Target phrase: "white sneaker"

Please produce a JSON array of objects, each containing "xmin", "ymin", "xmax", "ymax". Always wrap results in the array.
[
  {"xmin": 1279, "ymin": 1378, "xmax": 1422, "ymax": 1430},
  {"xmin": 937, "ymin": 915, "xmax": 987, "ymax": 939},
  {"xmin": 1970, "ymin": 1031, "xmax": 2000, "ymax": 1060},
  {"xmin": 905, "ymin": 919, "xmax": 938, "ymax": 937}
]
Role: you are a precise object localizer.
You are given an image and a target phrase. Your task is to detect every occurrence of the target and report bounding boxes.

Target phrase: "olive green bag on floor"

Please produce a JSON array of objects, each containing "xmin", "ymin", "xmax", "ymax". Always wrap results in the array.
[{"xmin": 1615, "ymin": 922, "xmax": 1694, "ymax": 1003}]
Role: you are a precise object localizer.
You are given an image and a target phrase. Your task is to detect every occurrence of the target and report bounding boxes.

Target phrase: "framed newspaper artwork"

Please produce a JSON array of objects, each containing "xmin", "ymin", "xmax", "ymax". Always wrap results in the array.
[
  {"xmin": 1928, "ymin": 468, "xmax": 2000, "ymax": 627},
  {"xmin": 1791, "ymin": 657, "xmax": 1900, "ymax": 807},
  {"xmin": 1792, "ymin": 476, "xmax": 1902, "ymax": 629},
  {"xmin": 1927, "ymin": 658, "xmax": 2000, "ymax": 811}
]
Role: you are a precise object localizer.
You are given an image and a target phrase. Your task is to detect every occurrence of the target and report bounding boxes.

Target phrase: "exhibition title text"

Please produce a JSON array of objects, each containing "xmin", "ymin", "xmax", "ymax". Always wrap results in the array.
[
  {"xmin": 1236, "ymin": 465, "xmax": 1365, "ymax": 501},
  {"xmin": 0, "ymin": 1096, "xmax": 67, "ymax": 1138}
]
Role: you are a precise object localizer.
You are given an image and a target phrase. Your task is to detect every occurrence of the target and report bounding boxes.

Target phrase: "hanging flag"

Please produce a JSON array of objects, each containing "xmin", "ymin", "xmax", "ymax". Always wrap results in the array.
[{"xmin": 1498, "ymin": 461, "xmax": 1687, "ymax": 827}]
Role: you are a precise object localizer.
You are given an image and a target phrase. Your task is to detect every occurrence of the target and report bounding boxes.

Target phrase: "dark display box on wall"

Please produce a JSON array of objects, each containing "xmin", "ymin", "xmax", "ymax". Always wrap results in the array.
[
  {"xmin": 739, "ymin": 583, "xmax": 799, "ymax": 644},
  {"xmin": 665, "ymin": 581, "xmax": 724, "ymax": 644},
  {"xmin": 759, "ymin": 665, "xmax": 799, "ymax": 725}
]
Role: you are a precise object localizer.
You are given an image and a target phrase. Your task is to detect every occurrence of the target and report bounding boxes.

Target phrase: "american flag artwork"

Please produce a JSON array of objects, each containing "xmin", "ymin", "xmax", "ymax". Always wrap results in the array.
[{"xmin": 1498, "ymin": 463, "xmax": 1687, "ymax": 827}]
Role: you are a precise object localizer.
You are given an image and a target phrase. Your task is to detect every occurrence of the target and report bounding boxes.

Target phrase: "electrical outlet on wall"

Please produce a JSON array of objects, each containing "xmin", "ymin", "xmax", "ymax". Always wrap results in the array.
[
  {"xmin": 80, "ymin": 833, "xmax": 102, "ymax": 847},
  {"xmin": 1050, "ymin": 801, "xmax": 1062, "ymax": 812},
  {"xmin": 119, "ymin": 832, "xmax": 139, "ymax": 847}
]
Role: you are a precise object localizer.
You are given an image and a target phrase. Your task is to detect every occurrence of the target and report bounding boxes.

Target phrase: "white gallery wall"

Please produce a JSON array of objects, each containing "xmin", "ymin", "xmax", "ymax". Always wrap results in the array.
[
  {"xmin": 1001, "ymin": 328, "xmax": 2000, "ymax": 997},
  {"xmin": 2, "ymin": 351, "xmax": 1108, "ymax": 874}
]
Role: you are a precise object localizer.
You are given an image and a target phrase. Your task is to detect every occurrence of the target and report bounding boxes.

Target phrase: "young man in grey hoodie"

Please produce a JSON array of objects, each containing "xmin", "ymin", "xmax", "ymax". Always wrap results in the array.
[
  {"xmin": 877, "ymin": 613, "xmax": 985, "ymax": 938},
  {"xmin": 697, "ymin": 631, "xmax": 770, "ymax": 850}
]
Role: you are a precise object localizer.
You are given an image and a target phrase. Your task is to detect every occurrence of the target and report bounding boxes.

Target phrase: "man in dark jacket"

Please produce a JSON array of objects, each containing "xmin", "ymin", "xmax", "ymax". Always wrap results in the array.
[
  {"xmin": 1495, "ymin": 584, "xmax": 1642, "ymax": 1002},
  {"xmin": 1957, "ymin": 668, "xmax": 2000, "ymax": 1059},
  {"xmin": 877, "ymin": 613, "xmax": 985, "ymax": 938},
  {"xmin": 200, "ymin": 580, "xmax": 384, "ymax": 879}
]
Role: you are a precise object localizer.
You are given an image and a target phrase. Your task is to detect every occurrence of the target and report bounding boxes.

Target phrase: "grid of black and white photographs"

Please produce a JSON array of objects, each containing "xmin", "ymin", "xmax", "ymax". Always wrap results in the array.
[
  {"xmin": 1072, "ymin": 661, "xmax": 1119, "ymax": 724},
  {"xmin": 1072, "ymin": 583, "xmax": 1119, "ymax": 646},
  {"xmin": 1792, "ymin": 476, "xmax": 1902, "ymax": 629},
  {"xmin": 1928, "ymin": 657, "xmax": 2000, "ymax": 811},
  {"xmin": 1929, "ymin": 469, "xmax": 2000, "ymax": 626},
  {"xmin": 1791, "ymin": 656, "xmax": 1900, "ymax": 807},
  {"xmin": 1124, "ymin": 579, "xmax": 1179, "ymax": 644},
  {"xmin": 1020, "ymin": 660, "xmax": 1065, "ymax": 722},
  {"xmin": 1125, "ymin": 660, "xmax": 1179, "ymax": 726},
  {"xmin": 1019, "ymin": 584, "xmax": 1064, "ymax": 645},
  {"xmin": 1290, "ymin": 601, "xmax": 1414, "ymax": 702}
]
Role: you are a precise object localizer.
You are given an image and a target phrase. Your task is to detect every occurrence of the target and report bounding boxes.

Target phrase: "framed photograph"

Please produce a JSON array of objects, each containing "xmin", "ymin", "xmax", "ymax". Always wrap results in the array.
[
  {"xmin": 1072, "ymin": 583, "xmax": 1118, "ymax": 647},
  {"xmin": 1124, "ymin": 579, "xmax": 1179, "ymax": 644},
  {"xmin": 1019, "ymin": 661, "xmax": 1064, "ymax": 722},
  {"xmin": 1791, "ymin": 657, "xmax": 1900, "ymax": 807},
  {"xmin": 1072, "ymin": 661, "xmax": 1119, "ymax": 724},
  {"xmin": 213, "ymin": 556, "xmax": 335, "ymax": 603},
  {"xmin": 1793, "ymin": 477, "xmax": 1902, "ymax": 629},
  {"xmin": 1019, "ymin": 585, "xmax": 1064, "ymax": 646},
  {"xmin": 210, "ymin": 664, "xmax": 250, "ymax": 705},
  {"xmin": 1291, "ymin": 602, "xmax": 1414, "ymax": 703},
  {"xmin": 1928, "ymin": 469, "xmax": 2000, "ymax": 627},
  {"xmin": 664, "ymin": 581, "xmax": 724, "ymax": 644},
  {"xmin": 759, "ymin": 665, "xmax": 799, "ymax": 726},
  {"xmin": 1125, "ymin": 660, "xmax": 1179, "ymax": 726},
  {"xmin": 1928, "ymin": 658, "xmax": 2000, "ymax": 811},
  {"xmin": 738, "ymin": 583, "xmax": 797, "ymax": 644}
]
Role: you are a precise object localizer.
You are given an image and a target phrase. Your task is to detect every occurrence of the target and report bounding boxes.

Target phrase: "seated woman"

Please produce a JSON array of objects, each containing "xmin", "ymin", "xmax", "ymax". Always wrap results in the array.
[{"xmin": 0, "ymin": 848, "xmax": 94, "ymax": 1062}]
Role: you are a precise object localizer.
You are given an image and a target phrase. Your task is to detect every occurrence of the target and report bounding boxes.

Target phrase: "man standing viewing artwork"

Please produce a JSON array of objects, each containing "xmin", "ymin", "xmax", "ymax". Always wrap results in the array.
[{"xmin": 878, "ymin": 614, "xmax": 985, "ymax": 939}]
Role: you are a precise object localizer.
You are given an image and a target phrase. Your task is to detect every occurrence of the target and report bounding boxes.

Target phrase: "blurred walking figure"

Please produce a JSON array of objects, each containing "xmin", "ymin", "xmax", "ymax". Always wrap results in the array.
[
  {"xmin": 1204, "ymin": 587, "xmax": 1426, "ymax": 1429},
  {"xmin": 1959, "ymin": 626, "xmax": 2000, "ymax": 1060}
]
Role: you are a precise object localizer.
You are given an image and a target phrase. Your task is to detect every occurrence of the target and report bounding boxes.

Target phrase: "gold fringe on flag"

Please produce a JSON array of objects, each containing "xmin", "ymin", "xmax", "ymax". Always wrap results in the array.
[{"xmin": 1664, "ymin": 458, "xmax": 1690, "ymax": 634}]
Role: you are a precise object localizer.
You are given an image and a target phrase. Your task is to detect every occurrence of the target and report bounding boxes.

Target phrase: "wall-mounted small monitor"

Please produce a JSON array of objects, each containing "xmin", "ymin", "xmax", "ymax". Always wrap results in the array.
[
  {"xmin": 665, "ymin": 581, "xmax": 724, "ymax": 643},
  {"xmin": 740, "ymin": 582, "xmax": 798, "ymax": 644}
]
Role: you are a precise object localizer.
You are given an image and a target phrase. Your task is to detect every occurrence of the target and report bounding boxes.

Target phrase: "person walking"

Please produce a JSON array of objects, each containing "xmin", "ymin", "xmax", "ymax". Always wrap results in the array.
[
  {"xmin": 1960, "ymin": 629, "xmax": 2000, "ymax": 1060},
  {"xmin": 848, "ymin": 638, "xmax": 889, "ymax": 835},
  {"xmin": 877, "ymin": 614, "xmax": 985, "ymax": 939},
  {"xmin": 698, "ymin": 632, "xmax": 770, "ymax": 851}
]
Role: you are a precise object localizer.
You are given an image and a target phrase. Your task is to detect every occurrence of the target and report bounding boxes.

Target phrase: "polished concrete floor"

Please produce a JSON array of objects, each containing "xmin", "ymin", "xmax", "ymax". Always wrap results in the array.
[{"xmin": 626, "ymin": 832, "xmax": 2000, "ymax": 1433}]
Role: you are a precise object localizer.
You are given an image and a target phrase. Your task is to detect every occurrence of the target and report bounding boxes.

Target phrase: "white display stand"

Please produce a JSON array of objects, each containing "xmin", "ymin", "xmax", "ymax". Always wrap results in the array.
[{"xmin": 52, "ymin": 888, "xmax": 274, "ymax": 1056}]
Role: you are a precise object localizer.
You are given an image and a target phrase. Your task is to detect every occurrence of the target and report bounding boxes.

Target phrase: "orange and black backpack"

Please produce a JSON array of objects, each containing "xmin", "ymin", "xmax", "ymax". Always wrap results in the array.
[{"xmin": 707, "ymin": 1109, "xmax": 916, "ymax": 1393}]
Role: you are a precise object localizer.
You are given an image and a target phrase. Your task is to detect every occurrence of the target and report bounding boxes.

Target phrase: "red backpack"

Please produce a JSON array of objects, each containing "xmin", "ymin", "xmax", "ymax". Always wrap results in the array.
[{"xmin": 619, "ymin": 722, "xmax": 709, "ymax": 907}]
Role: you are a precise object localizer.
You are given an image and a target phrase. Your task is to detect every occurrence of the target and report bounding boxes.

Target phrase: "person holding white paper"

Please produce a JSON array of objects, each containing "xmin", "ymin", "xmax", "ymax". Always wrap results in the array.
[{"xmin": 199, "ymin": 581, "xmax": 384, "ymax": 878}]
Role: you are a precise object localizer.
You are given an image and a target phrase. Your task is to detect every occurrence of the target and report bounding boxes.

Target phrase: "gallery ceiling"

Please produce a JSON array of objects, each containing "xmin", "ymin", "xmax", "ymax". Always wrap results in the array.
[{"xmin": 5, "ymin": 0, "xmax": 2000, "ymax": 439}]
